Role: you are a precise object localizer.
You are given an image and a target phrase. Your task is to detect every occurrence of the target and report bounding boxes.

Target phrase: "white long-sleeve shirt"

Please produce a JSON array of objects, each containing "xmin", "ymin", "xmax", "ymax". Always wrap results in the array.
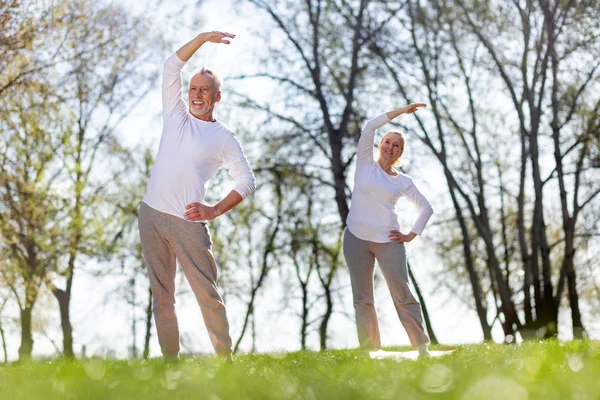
[
  {"xmin": 346, "ymin": 113, "xmax": 433, "ymax": 243},
  {"xmin": 143, "ymin": 53, "xmax": 256, "ymax": 219}
]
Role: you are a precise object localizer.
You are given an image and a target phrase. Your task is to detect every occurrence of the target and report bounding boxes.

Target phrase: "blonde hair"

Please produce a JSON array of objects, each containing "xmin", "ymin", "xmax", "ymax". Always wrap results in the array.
[
  {"xmin": 380, "ymin": 130, "xmax": 406, "ymax": 168},
  {"xmin": 190, "ymin": 67, "xmax": 222, "ymax": 92}
]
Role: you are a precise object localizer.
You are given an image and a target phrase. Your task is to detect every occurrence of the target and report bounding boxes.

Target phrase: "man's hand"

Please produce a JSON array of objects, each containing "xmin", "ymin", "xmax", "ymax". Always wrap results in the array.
[
  {"xmin": 184, "ymin": 202, "xmax": 219, "ymax": 222},
  {"xmin": 176, "ymin": 31, "xmax": 236, "ymax": 62},
  {"xmin": 184, "ymin": 191, "xmax": 243, "ymax": 222},
  {"xmin": 198, "ymin": 31, "xmax": 236, "ymax": 45},
  {"xmin": 389, "ymin": 230, "xmax": 417, "ymax": 244}
]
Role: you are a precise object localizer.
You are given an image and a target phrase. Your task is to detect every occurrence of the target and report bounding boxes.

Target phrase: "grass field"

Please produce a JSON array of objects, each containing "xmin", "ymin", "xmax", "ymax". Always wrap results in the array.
[{"xmin": 1, "ymin": 341, "xmax": 599, "ymax": 399}]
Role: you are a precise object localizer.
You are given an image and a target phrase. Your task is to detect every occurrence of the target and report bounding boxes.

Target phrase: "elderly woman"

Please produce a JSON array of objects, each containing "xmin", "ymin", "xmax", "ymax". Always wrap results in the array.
[{"xmin": 344, "ymin": 103, "xmax": 433, "ymax": 357}]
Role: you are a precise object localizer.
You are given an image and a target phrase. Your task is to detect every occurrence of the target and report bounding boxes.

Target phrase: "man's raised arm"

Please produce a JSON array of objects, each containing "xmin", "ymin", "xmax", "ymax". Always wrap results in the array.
[{"xmin": 176, "ymin": 31, "xmax": 235, "ymax": 62}]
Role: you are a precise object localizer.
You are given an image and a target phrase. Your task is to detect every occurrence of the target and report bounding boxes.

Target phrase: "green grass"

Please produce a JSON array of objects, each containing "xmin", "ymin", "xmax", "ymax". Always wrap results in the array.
[{"xmin": 1, "ymin": 341, "xmax": 599, "ymax": 399}]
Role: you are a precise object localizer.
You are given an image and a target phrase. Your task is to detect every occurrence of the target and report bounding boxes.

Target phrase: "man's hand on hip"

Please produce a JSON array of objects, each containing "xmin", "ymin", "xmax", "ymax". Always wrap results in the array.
[{"xmin": 184, "ymin": 191, "xmax": 243, "ymax": 222}]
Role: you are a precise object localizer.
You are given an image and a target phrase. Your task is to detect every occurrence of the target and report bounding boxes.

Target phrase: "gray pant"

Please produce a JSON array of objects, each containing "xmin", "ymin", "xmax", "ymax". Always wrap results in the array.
[
  {"xmin": 138, "ymin": 202, "xmax": 232, "ymax": 358},
  {"xmin": 343, "ymin": 228, "xmax": 430, "ymax": 349}
]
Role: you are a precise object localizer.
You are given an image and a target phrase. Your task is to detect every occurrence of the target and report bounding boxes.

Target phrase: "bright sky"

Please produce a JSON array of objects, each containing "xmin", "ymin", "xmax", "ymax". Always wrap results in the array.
[{"xmin": 2, "ymin": 0, "xmax": 598, "ymax": 362}]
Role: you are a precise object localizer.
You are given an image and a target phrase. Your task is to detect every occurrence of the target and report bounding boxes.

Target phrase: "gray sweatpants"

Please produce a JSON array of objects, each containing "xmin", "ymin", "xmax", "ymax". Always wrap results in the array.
[
  {"xmin": 343, "ymin": 228, "xmax": 430, "ymax": 349},
  {"xmin": 138, "ymin": 202, "xmax": 232, "ymax": 358}
]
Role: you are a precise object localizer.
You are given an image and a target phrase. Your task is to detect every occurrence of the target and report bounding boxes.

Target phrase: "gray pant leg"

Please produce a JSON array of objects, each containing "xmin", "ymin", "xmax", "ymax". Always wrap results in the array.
[
  {"xmin": 170, "ymin": 222, "xmax": 232, "ymax": 356},
  {"xmin": 373, "ymin": 241, "xmax": 430, "ymax": 347},
  {"xmin": 138, "ymin": 203, "xmax": 180, "ymax": 358},
  {"xmin": 343, "ymin": 228, "xmax": 381, "ymax": 349},
  {"xmin": 138, "ymin": 202, "xmax": 232, "ymax": 358}
]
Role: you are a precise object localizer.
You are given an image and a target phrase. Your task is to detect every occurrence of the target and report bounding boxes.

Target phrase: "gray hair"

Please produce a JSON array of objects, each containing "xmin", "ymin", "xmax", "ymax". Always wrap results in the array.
[{"xmin": 190, "ymin": 67, "xmax": 222, "ymax": 92}]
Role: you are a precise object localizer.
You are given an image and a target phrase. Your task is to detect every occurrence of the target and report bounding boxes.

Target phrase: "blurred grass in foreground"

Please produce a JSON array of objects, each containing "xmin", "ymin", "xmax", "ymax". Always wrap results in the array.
[{"xmin": 1, "ymin": 341, "xmax": 599, "ymax": 399}]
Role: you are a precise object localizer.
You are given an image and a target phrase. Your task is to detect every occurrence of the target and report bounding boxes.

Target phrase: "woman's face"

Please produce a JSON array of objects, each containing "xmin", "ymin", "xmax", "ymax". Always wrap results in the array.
[{"xmin": 378, "ymin": 132, "xmax": 404, "ymax": 163}]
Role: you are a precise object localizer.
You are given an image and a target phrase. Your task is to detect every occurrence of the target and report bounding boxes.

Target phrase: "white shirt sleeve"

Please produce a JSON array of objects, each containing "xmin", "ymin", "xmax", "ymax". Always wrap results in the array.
[
  {"xmin": 357, "ymin": 113, "xmax": 391, "ymax": 165},
  {"xmin": 162, "ymin": 53, "xmax": 188, "ymax": 121},
  {"xmin": 221, "ymin": 133, "xmax": 256, "ymax": 199},
  {"xmin": 403, "ymin": 181, "xmax": 434, "ymax": 235}
]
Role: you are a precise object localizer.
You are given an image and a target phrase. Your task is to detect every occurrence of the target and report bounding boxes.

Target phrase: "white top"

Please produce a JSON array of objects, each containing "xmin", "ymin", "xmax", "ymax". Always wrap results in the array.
[
  {"xmin": 346, "ymin": 113, "xmax": 434, "ymax": 243},
  {"xmin": 143, "ymin": 53, "xmax": 256, "ymax": 219}
]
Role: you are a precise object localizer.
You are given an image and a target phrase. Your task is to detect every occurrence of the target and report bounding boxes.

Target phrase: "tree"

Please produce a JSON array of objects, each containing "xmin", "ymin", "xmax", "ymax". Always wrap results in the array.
[
  {"xmin": 537, "ymin": 0, "xmax": 600, "ymax": 338},
  {"xmin": 0, "ymin": 297, "xmax": 8, "ymax": 363},
  {"xmin": 1, "ymin": 0, "xmax": 162, "ymax": 359},
  {"xmin": 0, "ymin": 78, "xmax": 69, "ymax": 360},
  {"xmin": 234, "ymin": 0, "xmax": 439, "ymax": 349},
  {"xmin": 109, "ymin": 147, "xmax": 156, "ymax": 359},
  {"xmin": 229, "ymin": 171, "xmax": 285, "ymax": 353},
  {"xmin": 0, "ymin": 0, "xmax": 67, "ymax": 97},
  {"xmin": 368, "ymin": 0, "xmax": 600, "ymax": 339},
  {"xmin": 41, "ymin": 0, "xmax": 160, "ymax": 358}
]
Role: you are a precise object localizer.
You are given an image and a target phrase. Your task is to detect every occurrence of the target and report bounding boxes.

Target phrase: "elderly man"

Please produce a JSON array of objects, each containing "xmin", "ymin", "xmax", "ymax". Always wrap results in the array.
[{"xmin": 138, "ymin": 31, "xmax": 255, "ymax": 362}]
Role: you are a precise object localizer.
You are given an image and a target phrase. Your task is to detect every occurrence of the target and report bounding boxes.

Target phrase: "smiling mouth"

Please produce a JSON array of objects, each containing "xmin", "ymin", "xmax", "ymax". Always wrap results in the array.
[{"xmin": 192, "ymin": 100, "xmax": 205, "ymax": 107}]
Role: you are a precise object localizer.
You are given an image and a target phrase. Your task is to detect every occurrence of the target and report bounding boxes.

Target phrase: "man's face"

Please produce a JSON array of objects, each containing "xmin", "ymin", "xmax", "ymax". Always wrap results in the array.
[{"xmin": 188, "ymin": 73, "xmax": 221, "ymax": 121}]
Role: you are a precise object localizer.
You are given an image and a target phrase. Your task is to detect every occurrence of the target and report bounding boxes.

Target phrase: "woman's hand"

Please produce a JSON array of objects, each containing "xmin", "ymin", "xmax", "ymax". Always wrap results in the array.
[
  {"xmin": 386, "ymin": 103, "xmax": 427, "ymax": 120},
  {"xmin": 185, "ymin": 202, "xmax": 219, "ymax": 221},
  {"xmin": 197, "ymin": 31, "xmax": 236, "ymax": 45},
  {"xmin": 389, "ymin": 230, "xmax": 417, "ymax": 243},
  {"xmin": 400, "ymin": 103, "xmax": 427, "ymax": 114}
]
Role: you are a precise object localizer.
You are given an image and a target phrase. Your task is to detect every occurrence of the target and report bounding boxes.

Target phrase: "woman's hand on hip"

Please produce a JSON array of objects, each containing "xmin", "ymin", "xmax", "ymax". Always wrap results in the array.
[
  {"xmin": 185, "ymin": 202, "xmax": 218, "ymax": 221},
  {"xmin": 389, "ymin": 230, "xmax": 417, "ymax": 243}
]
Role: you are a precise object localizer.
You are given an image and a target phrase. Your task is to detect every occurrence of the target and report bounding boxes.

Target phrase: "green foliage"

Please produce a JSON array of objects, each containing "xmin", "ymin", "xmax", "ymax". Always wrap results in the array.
[
  {"xmin": 1, "ymin": 0, "xmax": 164, "ymax": 359},
  {"xmin": 1, "ymin": 341, "xmax": 599, "ymax": 399},
  {"xmin": 0, "ymin": 75, "xmax": 67, "ymax": 311}
]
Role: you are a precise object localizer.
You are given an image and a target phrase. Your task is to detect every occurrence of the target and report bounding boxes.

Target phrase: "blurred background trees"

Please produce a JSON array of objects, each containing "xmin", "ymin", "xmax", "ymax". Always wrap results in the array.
[
  {"xmin": 1, "ymin": 0, "xmax": 598, "ymax": 361},
  {"xmin": 230, "ymin": 0, "xmax": 599, "ymax": 346},
  {"xmin": 1, "ymin": 0, "xmax": 162, "ymax": 360}
]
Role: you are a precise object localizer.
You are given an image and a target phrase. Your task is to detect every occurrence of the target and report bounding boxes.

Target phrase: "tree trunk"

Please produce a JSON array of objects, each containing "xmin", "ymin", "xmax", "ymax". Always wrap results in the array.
[
  {"xmin": 539, "ymin": 0, "xmax": 583, "ymax": 339},
  {"xmin": 317, "ymin": 253, "xmax": 339, "ymax": 351},
  {"xmin": 407, "ymin": 261, "xmax": 438, "ymax": 344},
  {"xmin": 251, "ymin": 313, "xmax": 257, "ymax": 353},
  {"xmin": 517, "ymin": 127, "xmax": 534, "ymax": 335},
  {"xmin": 447, "ymin": 172, "xmax": 492, "ymax": 340},
  {"xmin": 564, "ymin": 227, "xmax": 585, "ymax": 338},
  {"xmin": 234, "ymin": 173, "xmax": 283, "ymax": 353},
  {"xmin": 143, "ymin": 286, "xmax": 152, "ymax": 360},
  {"xmin": 319, "ymin": 282, "xmax": 334, "ymax": 351},
  {"xmin": 294, "ymin": 256, "xmax": 313, "ymax": 350},
  {"xmin": 330, "ymin": 134, "xmax": 350, "ymax": 226},
  {"xmin": 130, "ymin": 278, "xmax": 137, "ymax": 359},
  {"xmin": 300, "ymin": 283, "xmax": 309, "ymax": 350},
  {"xmin": 233, "ymin": 237, "xmax": 277, "ymax": 354},
  {"xmin": 18, "ymin": 306, "xmax": 34, "ymax": 361},
  {"xmin": 566, "ymin": 265, "xmax": 584, "ymax": 339},
  {"xmin": 0, "ymin": 317, "xmax": 7, "ymax": 364},
  {"xmin": 52, "ymin": 286, "xmax": 74, "ymax": 358},
  {"xmin": 54, "ymin": 120, "xmax": 84, "ymax": 359}
]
